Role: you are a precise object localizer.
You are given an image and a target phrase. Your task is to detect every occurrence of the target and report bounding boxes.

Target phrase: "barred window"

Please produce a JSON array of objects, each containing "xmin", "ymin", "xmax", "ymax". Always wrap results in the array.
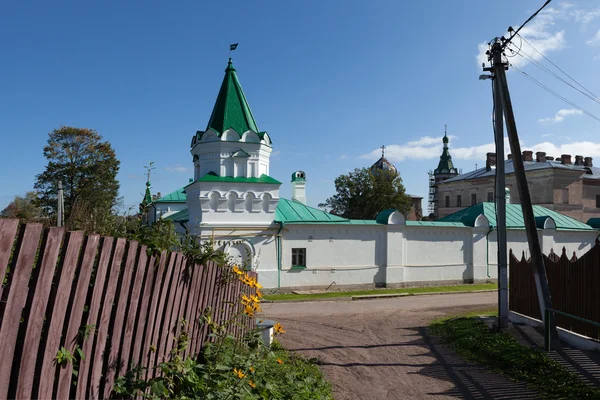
[{"xmin": 292, "ymin": 248, "xmax": 306, "ymax": 267}]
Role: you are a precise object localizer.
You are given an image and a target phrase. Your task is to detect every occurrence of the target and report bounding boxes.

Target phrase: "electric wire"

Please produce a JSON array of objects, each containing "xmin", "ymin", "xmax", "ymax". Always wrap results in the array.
[
  {"xmin": 502, "ymin": 0, "xmax": 552, "ymax": 50},
  {"xmin": 516, "ymin": 32, "xmax": 600, "ymax": 102},
  {"xmin": 507, "ymin": 43, "xmax": 600, "ymax": 105},
  {"xmin": 510, "ymin": 64, "xmax": 600, "ymax": 123}
]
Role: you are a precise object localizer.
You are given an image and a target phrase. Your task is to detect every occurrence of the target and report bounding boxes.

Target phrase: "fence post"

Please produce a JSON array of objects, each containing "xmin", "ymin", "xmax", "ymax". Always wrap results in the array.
[{"xmin": 545, "ymin": 309, "xmax": 551, "ymax": 352}]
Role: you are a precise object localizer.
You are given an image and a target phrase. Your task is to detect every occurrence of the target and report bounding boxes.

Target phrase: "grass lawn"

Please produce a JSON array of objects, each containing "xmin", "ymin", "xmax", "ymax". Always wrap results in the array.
[
  {"xmin": 429, "ymin": 313, "xmax": 600, "ymax": 399},
  {"xmin": 263, "ymin": 283, "xmax": 497, "ymax": 302}
]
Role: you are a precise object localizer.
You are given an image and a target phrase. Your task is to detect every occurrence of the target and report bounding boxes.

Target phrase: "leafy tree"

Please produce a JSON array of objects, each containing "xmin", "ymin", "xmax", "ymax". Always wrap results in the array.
[
  {"xmin": 0, "ymin": 192, "xmax": 45, "ymax": 222},
  {"xmin": 34, "ymin": 126, "xmax": 121, "ymax": 233},
  {"xmin": 319, "ymin": 168, "xmax": 412, "ymax": 220}
]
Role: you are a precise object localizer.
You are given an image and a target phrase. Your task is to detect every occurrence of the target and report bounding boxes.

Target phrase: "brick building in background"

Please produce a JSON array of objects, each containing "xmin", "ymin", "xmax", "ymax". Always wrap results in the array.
[{"xmin": 436, "ymin": 150, "xmax": 600, "ymax": 223}]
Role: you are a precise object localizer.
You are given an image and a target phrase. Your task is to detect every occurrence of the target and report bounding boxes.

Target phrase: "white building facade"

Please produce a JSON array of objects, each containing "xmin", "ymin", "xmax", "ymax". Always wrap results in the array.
[{"xmin": 146, "ymin": 59, "xmax": 600, "ymax": 291}]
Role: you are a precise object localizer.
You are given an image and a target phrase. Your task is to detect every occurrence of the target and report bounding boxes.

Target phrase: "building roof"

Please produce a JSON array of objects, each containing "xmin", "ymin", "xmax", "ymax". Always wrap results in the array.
[
  {"xmin": 190, "ymin": 172, "xmax": 281, "ymax": 186},
  {"xmin": 162, "ymin": 198, "xmax": 378, "ymax": 224},
  {"xmin": 434, "ymin": 132, "xmax": 458, "ymax": 176},
  {"xmin": 205, "ymin": 58, "xmax": 260, "ymax": 136},
  {"xmin": 153, "ymin": 186, "xmax": 186, "ymax": 203},
  {"xmin": 438, "ymin": 202, "xmax": 595, "ymax": 231},
  {"xmin": 441, "ymin": 159, "xmax": 600, "ymax": 184},
  {"xmin": 164, "ymin": 208, "xmax": 189, "ymax": 222},
  {"xmin": 140, "ymin": 181, "xmax": 152, "ymax": 208},
  {"xmin": 275, "ymin": 198, "xmax": 355, "ymax": 224},
  {"xmin": 370, "ymin": 156, "xmax": 398, "ymax": 176}
]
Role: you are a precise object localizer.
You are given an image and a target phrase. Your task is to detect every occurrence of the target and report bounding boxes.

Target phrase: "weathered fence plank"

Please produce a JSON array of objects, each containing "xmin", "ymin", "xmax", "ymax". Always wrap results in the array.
[
  {"xmin": 55, "ymin": 234, "xmax": 100, "ymax": 399},
  {"xmin": 0, "ymin": 218, "xmax": 19, "ymax": 302},
  {"xmin": 88, "ymin": 237, "xmax": 126, "ymax": 399},
  {"xmin": 76, "ymin": 237, "xmax": 115, "ymax": 399},
  {"xmin": 0, "ymin": 223, "xmax": 43, "ymax": 400},
  {"xmin": 102, "ymin": 241, "xmax": 139, "ymax": 399},
  {"xmin": 37, "ymin": 231, "xmax": 84, "ymax": 399},
  {"xmin": 119, "ymin": 247, "xmax": 149, "ymax": 377},
  {"xmin": 15, "ymin": 227, "xmax": 65, "ymax": 399}
]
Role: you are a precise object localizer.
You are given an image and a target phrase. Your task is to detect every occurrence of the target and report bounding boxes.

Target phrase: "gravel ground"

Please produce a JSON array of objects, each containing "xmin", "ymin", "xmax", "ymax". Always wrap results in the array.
[{"xmin": 263, "ymin": 292, "xmax": 540, "ymax": 400}]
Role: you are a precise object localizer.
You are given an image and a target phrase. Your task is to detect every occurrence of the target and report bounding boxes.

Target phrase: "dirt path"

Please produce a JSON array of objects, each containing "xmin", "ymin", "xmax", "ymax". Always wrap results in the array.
[{"xmin": 263, "ymin": 292, "xmax": 539, "ymax": 400}]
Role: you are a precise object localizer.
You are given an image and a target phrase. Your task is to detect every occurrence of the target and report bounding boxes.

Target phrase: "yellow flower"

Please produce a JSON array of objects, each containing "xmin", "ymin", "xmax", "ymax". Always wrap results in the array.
[
  {"xmin": 249, "ymin": 366, "xmax": 255, "ymax": 373},
  {"xmin": 250, "ymin": 294, "xmax": 260, "ymax": 304},
  {"xmin": 233, "ymin": 368, "xmax": 245, "ymax": 379},
  {"xmin": 232, "ymin": 265, "xmax": 244, "ymax": 275},
  {"xmin": 274, "ymin": 323, "xmax": 286, "ymax": 335},
  {"xmin": 277, "ymin": 358, "xmax": 284, "ymax": 364},
  {"xmin": 248, "ymin": 380, "xmax": 256, "ymax": 388},
  {"xmin": 256, "ymin": 289, "xmax": 263, "ymax": 298},
  {"xmin": 244, "ymin": 305, "xmax": 255, "ymax": 316},
  {"xmin": 241, "ymin": 294, "xmax": 251, "ymax": 305}
]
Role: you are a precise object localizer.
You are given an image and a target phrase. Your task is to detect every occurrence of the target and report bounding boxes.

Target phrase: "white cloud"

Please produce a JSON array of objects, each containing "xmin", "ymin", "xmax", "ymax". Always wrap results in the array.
[
  {"xmin": 360, "ymin": 136, "xmax": 504, "ymax": 162},
  {"xmin": 572, "ymin": 8, "xmax": 600, "ymax": 25},
  {"xmin": 586, "ymin": 29, "xmax": 600, "ymax": 45},
  {"xmin": 339, "ymin": 154, "xmax": 349, "ymax": 160},
  {"xmin": 406, "ymin": 135, "xmax": 456, "ymax": 147},
  {"xmin": 538, "ymin": 108, "xmax": 583, "ymax": 124},
  {"xmin": 271, "ymin": 150, "xmax": 281, "ymax": 157},
  {"xmin": 165, "ymin": 165, "xmax": 189, "ymax": 173},
  {"xmin": 477, "ymin": 6, "xmax": 566, "ymax": 68},
  {"xmin": 531, "ymin": 141, "xmax": 600, "ymax": 157}
]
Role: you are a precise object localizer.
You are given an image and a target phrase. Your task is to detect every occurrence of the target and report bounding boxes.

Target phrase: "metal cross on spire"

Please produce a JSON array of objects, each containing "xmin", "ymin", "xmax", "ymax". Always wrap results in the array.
[{"xmin": 381, "ymin": 145, "xmax": 386, "ymax": 157}]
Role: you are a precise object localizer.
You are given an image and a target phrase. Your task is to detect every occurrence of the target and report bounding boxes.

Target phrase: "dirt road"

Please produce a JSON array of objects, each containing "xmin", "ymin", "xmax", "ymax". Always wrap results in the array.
[{"xmin": 263, "ymin": 292, "xmax": 539, "ymax": 400}]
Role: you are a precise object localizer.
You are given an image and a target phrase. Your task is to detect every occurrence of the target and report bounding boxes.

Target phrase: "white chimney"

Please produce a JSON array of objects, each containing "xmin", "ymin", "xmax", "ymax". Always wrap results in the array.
[
  {"xmin": 291, "ymin": 171, "xmax": 307, "ymax": 204},
  {"xmin": 505, "ymin": 187, "xmax": 510, "ymax": 204}
]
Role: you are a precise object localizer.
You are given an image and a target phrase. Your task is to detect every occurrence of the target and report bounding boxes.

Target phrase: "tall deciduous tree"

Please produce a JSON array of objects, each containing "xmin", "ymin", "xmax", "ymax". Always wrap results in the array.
[
  {"xmin": 34, "ymin": 126, "xmax": 121, "ymax": 232},
  {"xmin": 0, "ymin": 192, "xmax": 44, "ymax": 222},
  {"xmin": 319, "ymin": 168, "xmax": 411, "ymax": 220}
]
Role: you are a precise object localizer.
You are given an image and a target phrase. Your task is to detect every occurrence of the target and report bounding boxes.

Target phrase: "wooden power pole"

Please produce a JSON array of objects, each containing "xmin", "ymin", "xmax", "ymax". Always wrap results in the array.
[{"xmin": 488, "ymin": 40, "xmax": 559, "ymax": 346}]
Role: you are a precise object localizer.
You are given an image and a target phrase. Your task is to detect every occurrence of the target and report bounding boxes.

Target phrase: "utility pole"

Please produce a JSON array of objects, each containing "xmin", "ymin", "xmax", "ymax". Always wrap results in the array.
[
  {"xmin": 491, "ymin": 57, "xmax": 508, "ymax": 329},
  {"xmin": 487, "ymin": 39, "xmax": 558, "ymax": 346},
  {"xmin": 57, "ymin": 181, "xmax": 64, "ymax": 227}
]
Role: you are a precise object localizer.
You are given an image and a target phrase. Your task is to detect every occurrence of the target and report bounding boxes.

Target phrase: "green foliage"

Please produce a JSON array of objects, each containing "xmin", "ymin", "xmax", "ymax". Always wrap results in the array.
[
  {"xmin": 113, "ymin": 336, "xmax": 332, "ymax": 400},
  {"xmin": 0, "ymin": 191, "xmax": 46, "ymax": 223},
  {"xmin": 113, "ymin": 273, "xmax": 331, "ymax": 400},
  {"xmin": 34, "ymin": 126, "xmax": 121, "ymax": 234},
  {"xmin": 319, "ymin": 167, "xmax": 412, "ymax": 219},
  {"xmin": 430, "ymin": 317, "xmax": 600, "ymax": 399},
  {"xmin": 55, "ymin": 347, "xmax": 76, "ymax": 367}
]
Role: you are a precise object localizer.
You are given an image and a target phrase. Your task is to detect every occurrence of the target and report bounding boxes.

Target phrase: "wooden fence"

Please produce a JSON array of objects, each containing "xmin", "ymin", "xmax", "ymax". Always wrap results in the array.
[
  {"xmin": 509, "ymin": 240, "xmax": 600, "ymax": 339},
  {"xmin": 0, "ymin": 219, "xmax": 256, "ymax": 399}
]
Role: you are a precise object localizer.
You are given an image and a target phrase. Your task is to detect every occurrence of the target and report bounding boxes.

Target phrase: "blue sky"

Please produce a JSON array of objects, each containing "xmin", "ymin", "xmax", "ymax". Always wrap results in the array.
[{"xmin": 1, "ymin": 1, "xmax": 600, "ymax": 213}]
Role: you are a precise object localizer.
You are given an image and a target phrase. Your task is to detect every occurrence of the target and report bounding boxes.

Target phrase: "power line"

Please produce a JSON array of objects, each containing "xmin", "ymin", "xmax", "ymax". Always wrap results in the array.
[
  {"xmin": 502, "ymin": 0, "xmax": 552, "ymax": 50},
  {"xmin": 508, "ymin": 45, "xmax": 600, "ymax": 105},
  {"xmin": 515, "ymin": 33, "xmax": 600, "ymax": 102},
  {"xmin": 510, "ymin": 64, "xmax": 600, "ymax": 123}
]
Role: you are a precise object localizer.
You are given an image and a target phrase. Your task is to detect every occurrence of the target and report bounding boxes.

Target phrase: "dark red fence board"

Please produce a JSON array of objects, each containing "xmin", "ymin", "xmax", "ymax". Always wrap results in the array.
[
  {"xmin": 0, "ymin": 223, "xmax": 43, "ymax": 400},
  {"xmin": 37, "ymin": 231, "xmax": 84, "ymax": 399},
  {"xmin": 55, "ymin": 234, "xmax": 100, "ymax": 399},
  {"xmin": 102, "ymin": 241, "xmax": 139, "ymax": 399},
  {"xmin": 0, "ymin": 220, "xmax": 256, "ymax": 399},
  {"xmin": 88, "ymin": 237, "xmax": 126, "ymax": 399},
  {"xmin": 15, "ymin": 227, "xmax": 65, "ymax": 399},
  {"xmin": 76, "ymin": 237, "xmax": 115, "ymax": 399},
  {"xmin": 0, "ymin": 218, "xmax": 19, "ymax": 302},
  {"xmin": 119, "ymin": 247, "xmax": 148, "ymax": 376}
]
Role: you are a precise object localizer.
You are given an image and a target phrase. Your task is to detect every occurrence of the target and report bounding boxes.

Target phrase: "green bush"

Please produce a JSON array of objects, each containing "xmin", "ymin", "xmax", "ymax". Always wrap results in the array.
[
  {"xmin": 113, "ymin": 267, "xmax": 332, "ymax": 400},
  {"xmin": 113, "ymin": 334, "xmax": 332, "ymax": 400}
]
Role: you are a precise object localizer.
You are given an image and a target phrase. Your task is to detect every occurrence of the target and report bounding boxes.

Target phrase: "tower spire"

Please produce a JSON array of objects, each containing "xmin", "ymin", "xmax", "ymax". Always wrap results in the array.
[{"xmin": 381, "ymin": 145, "xmax": 386, "ymax": 157}]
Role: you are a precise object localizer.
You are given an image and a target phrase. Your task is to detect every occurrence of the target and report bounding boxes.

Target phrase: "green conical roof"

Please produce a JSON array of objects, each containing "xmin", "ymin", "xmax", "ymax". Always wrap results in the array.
[
  {"xmin": 206, "ymin": 58, "xmax": 259, "ymax": 135},
  {"xmin": 140, "ymin": 181, "xmax": 152, "ymax": 213},
  {"xmin": 434, "ymin": 133, "xmax": 456, "ymax": 175}
]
